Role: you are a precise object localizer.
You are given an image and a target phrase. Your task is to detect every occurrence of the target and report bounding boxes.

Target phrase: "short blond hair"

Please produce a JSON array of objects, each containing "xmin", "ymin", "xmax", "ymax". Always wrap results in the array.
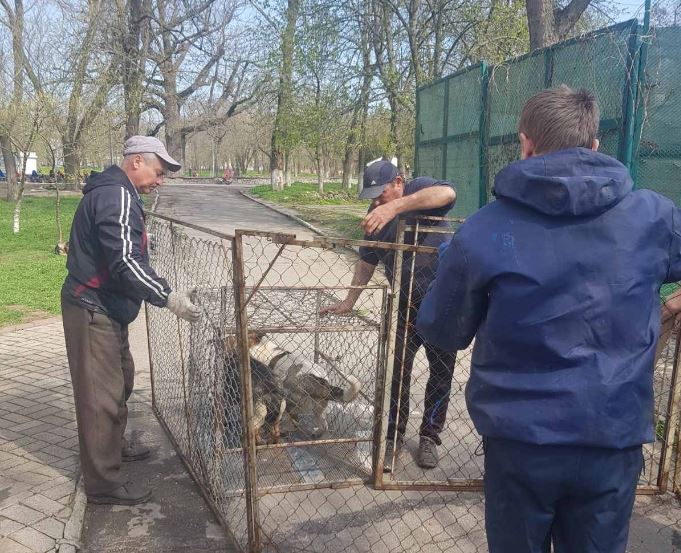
[{"xmin": 519, "ymin": 85, "xmax": 599, "ymax": 154}]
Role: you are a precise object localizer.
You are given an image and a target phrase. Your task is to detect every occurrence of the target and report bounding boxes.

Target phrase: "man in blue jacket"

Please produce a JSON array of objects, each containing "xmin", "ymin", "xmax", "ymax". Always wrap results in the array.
[
  {"xmin": 322, "ymin": 161, "xmax": 457, "ymax": 470},
  {"xmin": 62, "ymin": 136, "xmax": 201, "ymax": 505},
  {"xmin": 416, "ymin": 86, "xmax": 681, "ymax": 552}
]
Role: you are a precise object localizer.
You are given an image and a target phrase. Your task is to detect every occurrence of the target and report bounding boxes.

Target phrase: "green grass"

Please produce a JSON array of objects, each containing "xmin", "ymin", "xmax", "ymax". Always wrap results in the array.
[
  {"xmin": 0, "ymin": 196, "xmax": 79, "ymax": 327},
  {"xmin": 250, "ymin": 181, "xmax": 367, "ymax": 207},
  {"xmin": 250, "ymin": 181, "xmax": 368, "ymax": 239}
]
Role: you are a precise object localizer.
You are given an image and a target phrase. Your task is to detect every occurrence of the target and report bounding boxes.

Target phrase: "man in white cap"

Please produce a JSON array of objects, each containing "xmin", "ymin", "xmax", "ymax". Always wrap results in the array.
[{"xmin": 61, "ymin": 136, "xmax": 201, "ymax": 505}]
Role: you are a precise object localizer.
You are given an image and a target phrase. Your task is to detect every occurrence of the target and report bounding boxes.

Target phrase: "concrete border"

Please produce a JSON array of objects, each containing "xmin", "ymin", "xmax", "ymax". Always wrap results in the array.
[
  {"xmin": 239, "ymin": 190, "xmax": 327, "ymax": 237},
  {"xmin": 57, "ymin": 477, "xmax": 86, "ymax": 553}
]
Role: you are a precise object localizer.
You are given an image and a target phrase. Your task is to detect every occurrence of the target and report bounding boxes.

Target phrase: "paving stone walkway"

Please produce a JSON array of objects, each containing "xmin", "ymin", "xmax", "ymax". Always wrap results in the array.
[{"xmin": 0, "ymin": 319, "xmax": 79, "ymax": 553}]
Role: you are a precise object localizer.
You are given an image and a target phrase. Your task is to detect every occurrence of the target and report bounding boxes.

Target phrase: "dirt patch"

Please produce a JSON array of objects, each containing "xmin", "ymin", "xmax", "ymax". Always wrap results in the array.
[{"xmin": 3, "ymin": 304, "xmax": 54, "ymax": 324}]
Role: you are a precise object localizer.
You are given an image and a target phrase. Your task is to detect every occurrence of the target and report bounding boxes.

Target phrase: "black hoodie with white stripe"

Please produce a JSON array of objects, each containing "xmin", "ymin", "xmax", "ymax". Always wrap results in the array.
[{"xmin": 62, "ymin": 165, "xmax": 171, "ymax": 325}]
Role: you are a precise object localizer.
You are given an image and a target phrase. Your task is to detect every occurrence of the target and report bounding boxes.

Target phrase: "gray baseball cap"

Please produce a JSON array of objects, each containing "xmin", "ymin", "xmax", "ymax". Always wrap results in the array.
[{"xmin": 123, "ymin": 136, "xmax": 181, "ymax": 172}]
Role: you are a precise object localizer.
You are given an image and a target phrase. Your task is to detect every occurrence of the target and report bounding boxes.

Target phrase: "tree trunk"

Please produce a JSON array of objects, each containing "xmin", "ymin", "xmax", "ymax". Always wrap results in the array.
[
  {"xmin": 357, "ymin": 148, "xmax": 366, "ymax": 195},
  {"xmin": 284, "ymin": 151, "xmax": 292, "ymax": 187},
  {"xmin": 270, "ymin": 0, "xmax": 299, "ymax": 191},
  {"xmin": 13, "ymin": 194, "xmax": 23, "ymax": 234},
  {"xmin": 316, "ymin": 150, "xmax": 323, "ymax": 194},
  {"xmin": 526, "ymin": 0, "xmax": 556, "ymax": 50},
  {"xmin": 63, "ymin": 142, "xmax": 82, "ymax": 191},
  {"xmin": 1, "ymin": 135, "xmax": 18, "ymax": 201}
]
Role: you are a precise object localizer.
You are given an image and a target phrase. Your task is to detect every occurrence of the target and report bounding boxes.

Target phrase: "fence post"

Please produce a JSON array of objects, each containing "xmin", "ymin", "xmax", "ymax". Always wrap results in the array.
[
  {"xmin": 441, "ymin": 78, "xmax": 450, "ymax": 181},
  {"xmin": 658, "ymin": 329, "xmax": 681, "ymax": 492},
  {"xmin": 478, "ymin": 62, "xmax": 490, "ymax": 208},
  {"xmin": 373, "ymin": 219, "xmax": 406, "ymax": 486},
  {"xmin": 232, "ymin": 231, "xmax": 262, "ymax": 553},
  {"xmin": 621, "ymin": 22, "xmax": 642, "ymax": 172},
  {"xmin": 630, "ymin": 8, "xmax": 652, "ymax": 186},
  {"xmin": 414, "ymin": 87, "xmax": 421, "ymax": 177}
]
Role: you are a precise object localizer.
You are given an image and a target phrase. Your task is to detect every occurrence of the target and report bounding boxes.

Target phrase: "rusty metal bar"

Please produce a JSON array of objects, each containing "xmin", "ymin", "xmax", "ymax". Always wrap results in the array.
[
  {"xmin": 658, "ymin": 329, "xmax": 681, "ymax": 492},
  {"xmin": 257, "ymin": 478, "xmax": 366, "ymax": 497},
  {"xmin": 256, "ymin": 437, "xmax": 371, "ymax": 450},
  {"xmin": 144, "ymin": 302, "xmax": 157, "ymax": 410},
  {"xmin": 221, "ymin": 325, "xmax": 381, "ymax": 333},
  {"xmin": 389, "ymin": 218, "xmax": 420, "ymax": 481},
  {"xmin": 313, "ymin": 290, "xmax": 322, "ymax": 363},
  {"xmin": 379, "ymin": 480, "xmax": 484, "ymax": 492},
  {"xmin": 147, "ymin": 211, "xmax": 236, "ymax": 240},
  {"xmin": 232, "ymin": 230, "xmax": 262, "ymax": 553},
  {"xmin": 373, "ymin": 219, "xmax": 407, "ymax": 486}
]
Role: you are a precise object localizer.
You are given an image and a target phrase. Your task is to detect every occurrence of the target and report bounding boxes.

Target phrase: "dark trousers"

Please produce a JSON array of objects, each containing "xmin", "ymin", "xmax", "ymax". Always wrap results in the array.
[
  {"xmin": 386, "ymin": 294, "xmax": 457, "ymax": 445},
  {"xmin": 61, "ymin": 298, "xmax": 135, "ymax": 495},
  {"xmin": 484, "ymin": 437, "xmax": 642, "ymax": 553}
]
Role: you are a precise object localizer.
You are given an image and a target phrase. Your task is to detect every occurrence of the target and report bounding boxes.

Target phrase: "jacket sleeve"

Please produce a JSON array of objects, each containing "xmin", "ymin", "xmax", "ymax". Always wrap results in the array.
[
  {"xmin": 415, "ymin": 234, "xmax": 488, "ymax": 351},
  {"xmin": 95, "ymin": 186, "xmax": 171, "ymax": 307}
]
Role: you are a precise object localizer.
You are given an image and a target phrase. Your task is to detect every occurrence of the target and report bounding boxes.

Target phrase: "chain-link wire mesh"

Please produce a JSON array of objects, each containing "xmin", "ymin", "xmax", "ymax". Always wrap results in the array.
[
  {"xmin": 145, "ymin": 211, "xmax": 681, "ymax": 552},
  {"xmin": 415, "ymin": 19, "xmax": 681, "ymax": 215},
  {"xmin": 633, "ymin": 24, "xmax": 681, "ymax": 203}
]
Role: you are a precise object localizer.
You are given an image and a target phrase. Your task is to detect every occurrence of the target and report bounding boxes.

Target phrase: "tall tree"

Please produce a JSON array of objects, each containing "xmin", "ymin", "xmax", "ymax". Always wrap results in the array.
[
  {"xmin": 145, "ymin": 0, "xmax": 261, "ymax": 167},
  {"xmin": 58, "ymin": 1, "xmax": 118, "ymax": 190},
  {"xmin": 0, "ymin": 0, "xmax": 26, "ymax": 201},
  {"xmin": 526, "ymin": 0, "xmax": 592, "ymax": 51},
  {"xmin": 270, "ymin": 0, "xmax": 299, "ymax": 191},
  {"xmin": 117, "ymin": 0, "xmax": 153, "ymax": 138}
]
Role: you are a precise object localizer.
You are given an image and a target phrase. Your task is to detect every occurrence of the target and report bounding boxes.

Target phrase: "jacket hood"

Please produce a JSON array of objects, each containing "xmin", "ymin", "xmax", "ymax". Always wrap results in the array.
[
  {"xmin": 82, "ymin": 165, "xmax": 138, "ymax": 198},
  {"xmin": 493, "ymin": 148, "xmax": 633, "ymax": 217}
]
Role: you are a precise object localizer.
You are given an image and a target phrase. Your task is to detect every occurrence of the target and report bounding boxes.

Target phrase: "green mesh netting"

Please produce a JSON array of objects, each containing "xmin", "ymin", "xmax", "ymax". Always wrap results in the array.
[{"xmin": 416, "ymin": 21, "xmax": 680, "ymax": 218}]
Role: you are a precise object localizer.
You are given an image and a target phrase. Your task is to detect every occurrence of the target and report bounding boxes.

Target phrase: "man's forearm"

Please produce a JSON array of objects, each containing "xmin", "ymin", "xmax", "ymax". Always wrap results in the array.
[
  {"xmin": 344, "ymin": 259, "xmax": 377, "ymax": 305},
  {"xmin": 392, "ymin": 186, "xmax": 456, "ymax": 215}
]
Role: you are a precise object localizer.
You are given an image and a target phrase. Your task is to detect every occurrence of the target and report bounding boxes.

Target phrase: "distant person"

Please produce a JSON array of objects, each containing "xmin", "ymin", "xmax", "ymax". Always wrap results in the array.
[
  {"xmin": 30, "ymin": 169, "xmax": 39, "ymax": 183},
  {"xmin": 417, "ymin": 85, "xmax": 681, "ymax": 553},
  {"xmin": 321, "ymin": 161, "xmax": 458, "ymax": 471},
  {"xmin": 62, "ymin": 136, "xmax": 202, "ymax": 506}
]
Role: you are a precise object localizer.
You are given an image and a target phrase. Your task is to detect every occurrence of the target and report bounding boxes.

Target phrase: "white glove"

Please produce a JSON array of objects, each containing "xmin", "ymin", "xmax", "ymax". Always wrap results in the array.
[{"xmin": 166, "ymin": 289, "xmax": 201, "ymax": 322}]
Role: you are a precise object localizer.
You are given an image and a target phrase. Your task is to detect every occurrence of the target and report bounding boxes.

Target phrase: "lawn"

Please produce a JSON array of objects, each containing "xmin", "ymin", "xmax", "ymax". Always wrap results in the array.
[
  {"xmin": 0, "ymin": 196, "xmax": 80, "ymax": 327},
  {"xmin": 249, "ymin": 182, "xmax": 368, "ymax": 240}
]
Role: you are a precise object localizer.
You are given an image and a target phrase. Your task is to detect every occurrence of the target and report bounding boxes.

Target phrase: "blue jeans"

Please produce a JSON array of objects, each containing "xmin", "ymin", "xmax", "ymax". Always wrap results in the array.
[{"xmin": 484, "ymin": 437, "xmax": 642, "ymax": 553}]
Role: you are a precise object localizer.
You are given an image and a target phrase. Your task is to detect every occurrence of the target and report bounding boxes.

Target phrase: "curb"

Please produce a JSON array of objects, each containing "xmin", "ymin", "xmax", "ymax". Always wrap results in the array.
[
  {"xmin": 57, "ymin": 476, "xmax": 86, "ymax": 552},
  {"xmin": 238, "ymin": 191, "xmax": 364, "ymax": 255},
  {"xmin": 239, "ymin": 190, "xmax": 326, "ymax": 237}
]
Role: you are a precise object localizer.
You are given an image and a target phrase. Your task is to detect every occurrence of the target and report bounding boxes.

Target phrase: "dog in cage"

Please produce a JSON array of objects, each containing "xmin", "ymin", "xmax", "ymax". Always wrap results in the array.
[
  {"xmin": 223, "ymin": 334, "xmax": 287, "ymax": 445},
  {"xmin": 247, "ymin": 332, "xmax": 361, "ymax": 438}
]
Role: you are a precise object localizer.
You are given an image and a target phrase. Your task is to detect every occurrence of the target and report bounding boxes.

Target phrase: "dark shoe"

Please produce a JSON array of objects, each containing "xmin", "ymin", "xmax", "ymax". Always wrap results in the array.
[
  {"xmin": 87, "ymin": 482, "xmax": 152, "ymax": 505},
  {"xmin": 416, "ymin": 436, "xmax": 439, "ymax": 469},
  {"xmin": 383, "ymin": 437, "xmax": 404, "ymax": 473},
  {"xmin": 122, "ymin": 442, "xmax": 151, "ymax": 462}
]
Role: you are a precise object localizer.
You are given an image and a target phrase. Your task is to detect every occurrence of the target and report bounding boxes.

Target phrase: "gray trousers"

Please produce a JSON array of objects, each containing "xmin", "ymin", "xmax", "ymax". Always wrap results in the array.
[{"xmin": 61, "ymin": 298, "xmax": 134, "ymax": 495}]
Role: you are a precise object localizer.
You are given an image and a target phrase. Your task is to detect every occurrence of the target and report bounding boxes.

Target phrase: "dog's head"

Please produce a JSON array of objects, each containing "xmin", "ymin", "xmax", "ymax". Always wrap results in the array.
[{"xmin": 224, "ymin": 330, "xmax": 265, "ymax": 352}]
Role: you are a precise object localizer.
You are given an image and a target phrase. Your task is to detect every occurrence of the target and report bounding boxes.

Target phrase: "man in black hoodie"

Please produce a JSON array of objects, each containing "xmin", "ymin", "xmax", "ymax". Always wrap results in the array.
[{"xmin": 61, "ymin": 136, "xmax": 201, "ymax": 505}]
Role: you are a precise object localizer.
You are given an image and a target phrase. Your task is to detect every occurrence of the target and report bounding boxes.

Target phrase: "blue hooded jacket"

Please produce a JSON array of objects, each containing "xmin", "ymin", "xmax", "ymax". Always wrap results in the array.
[{"xmin": 416, "ymin": 148, "xmax": 681, "ymax": 448}]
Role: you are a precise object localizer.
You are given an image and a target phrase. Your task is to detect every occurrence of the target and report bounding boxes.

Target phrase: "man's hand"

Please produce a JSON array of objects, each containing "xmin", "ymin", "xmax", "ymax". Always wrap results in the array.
[
  {"xmin": 361, "ymin": 202, "xmax": 398, "ymax": 235},
  {"xmin": 166, "ymin": 289, "xmax": 202, "ymax": 322},
  {"xmin": 320, "ymin": 299, "xmax": 355, "ymax": 316}
]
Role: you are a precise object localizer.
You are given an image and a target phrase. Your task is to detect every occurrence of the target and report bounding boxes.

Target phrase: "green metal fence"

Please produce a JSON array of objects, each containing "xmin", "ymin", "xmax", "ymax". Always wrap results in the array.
[{"xmin": 415, "ymin": 20, "xmax": 681, "ymax": 217}]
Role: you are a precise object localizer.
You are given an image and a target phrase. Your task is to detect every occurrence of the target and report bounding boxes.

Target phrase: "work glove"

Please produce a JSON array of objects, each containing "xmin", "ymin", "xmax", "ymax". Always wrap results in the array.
[{"xmin": 166, "ymin": 289, "xmax": 201, "ymax": 322}]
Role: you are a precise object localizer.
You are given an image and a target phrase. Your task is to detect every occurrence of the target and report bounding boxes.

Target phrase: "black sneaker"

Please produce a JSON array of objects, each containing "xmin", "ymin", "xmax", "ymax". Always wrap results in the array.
[
  {"xmin": 383, "ymin": 437, "xmax": 404, "ymax": 473},
  {"xmin": 416, "ymin": 436, "xmax": 439, "ymax": 469}
]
